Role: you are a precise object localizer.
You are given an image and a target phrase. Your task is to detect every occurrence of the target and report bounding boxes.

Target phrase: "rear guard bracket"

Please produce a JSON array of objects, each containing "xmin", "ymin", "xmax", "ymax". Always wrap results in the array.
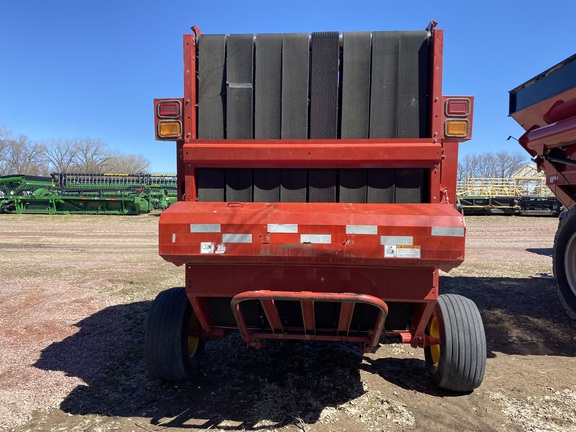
[{"xmin": 230, "ymin": 290, "xmax": 388, "ymax": 353}]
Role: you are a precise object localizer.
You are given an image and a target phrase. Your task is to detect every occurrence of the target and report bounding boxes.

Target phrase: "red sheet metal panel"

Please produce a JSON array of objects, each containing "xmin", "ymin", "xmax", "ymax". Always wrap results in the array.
[
  {"xmin": 184, "ymin": 264, "xmax": 438, "ymax": 302},
  {"xmin": 159, "ymin": 201, "xmax": 465, "ymax": 271},
  {"xmin": 182, "ymin": 139, "xmax": 442, "ymax": 169}
]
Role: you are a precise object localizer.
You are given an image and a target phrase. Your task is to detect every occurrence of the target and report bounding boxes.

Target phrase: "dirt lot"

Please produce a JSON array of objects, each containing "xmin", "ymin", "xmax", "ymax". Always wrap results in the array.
[{"xmin": 1, "ymin": 213, "xmax": 576, "ymax": 432}]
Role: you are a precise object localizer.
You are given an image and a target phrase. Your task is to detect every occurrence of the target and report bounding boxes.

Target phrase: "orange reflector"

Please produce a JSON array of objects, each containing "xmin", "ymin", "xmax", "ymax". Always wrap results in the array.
[
  {"xmin": 445, "ymin": 98, "xmax": 470, "ymax": 117},
  {"xmin": 445, "ymin": 120, "xmax": 469, "ymax": 138},
  {"xmin": 158, "ymin": 120, "xmax": 182, "ymax": 138},
  {"xmin": 158, "ymin": 101, "xmax": 181, "ymax": 118}
]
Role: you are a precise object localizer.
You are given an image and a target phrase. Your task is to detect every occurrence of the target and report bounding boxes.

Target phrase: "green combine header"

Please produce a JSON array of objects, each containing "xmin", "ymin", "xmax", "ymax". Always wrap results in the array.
[{"xmin": 0, "ymin": 173, "xmax": 177, "ymax": 215}]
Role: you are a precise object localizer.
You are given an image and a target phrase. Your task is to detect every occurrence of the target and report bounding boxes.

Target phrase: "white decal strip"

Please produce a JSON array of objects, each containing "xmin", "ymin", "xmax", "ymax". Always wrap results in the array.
[
  {"xmin": 346, "ymin": 225, "xmax": 378, "ymax": 235},
  {"xmin": 380, "ymin": 236, "xmax": 413, "ymax": 246},
  {"xmin": 222, "ymin": 233, "xmax": 252, "ymax": 243},
  {"xmin": 268, "ymin": 224, "xmax": 298, "ymax": 233},
  {"xmin": 301, "ymin": 234, "xmax": 331, "ymax": 244},
  {"xmin": 190, "ymin": 223, "xmax": 221, "ymax": 233},
  {"xmin": 431, "ymin": 227, "xmax": 465, "ymax": 237}
]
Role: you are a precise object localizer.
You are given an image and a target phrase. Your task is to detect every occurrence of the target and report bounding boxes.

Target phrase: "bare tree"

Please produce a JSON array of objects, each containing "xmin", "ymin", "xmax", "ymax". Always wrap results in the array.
[
  {"xmin": 494, "ymin": 151, "xmax": 527, "ymax": 178},
  {"xmin": 43, "ymin": 138, "xmax": 79, "ymax": 173},
  {"xmin": 0, "ymin": 127, "xmax": 10, "ymax": 175},
  {"xmin": 103, "ymin": 152, "xmax": 151, "ymax": 173},
  {"xmin": 458, "ymin": 153, "xmax": 482, "ymax": 181},
  {"xmin": 459, "ymin": 150, "xmax": 529, "ymax": 180},
  {"xmin": 71, "ymin": 138, "xmax": 109, "ymax": 172},
  {"xmin": 0, "ymin": 131, "xmax": 47, "ymax": 176},
  {"xmin": 1, "ymin": 128, "xmax": 154, "ymax": 176},
  {"xmin": 478, "ymin": 152, "xmax": 497, "ymax": 178}
]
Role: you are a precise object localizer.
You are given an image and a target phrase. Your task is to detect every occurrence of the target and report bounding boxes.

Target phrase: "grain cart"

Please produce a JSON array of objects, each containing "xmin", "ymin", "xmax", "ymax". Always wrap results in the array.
[
  {"xmin": 509, "ymin": 54, "xmax": 576, "ymax": 318},
  {"xmin": 148, "ymin": 22, "xmax": 486, "ymax": 392}
]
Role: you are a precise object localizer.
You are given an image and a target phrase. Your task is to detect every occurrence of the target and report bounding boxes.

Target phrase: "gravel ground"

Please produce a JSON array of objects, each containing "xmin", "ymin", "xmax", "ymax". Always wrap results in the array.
[{"xmin": 1, "ymin": 213, "xmax": 575, "ymax": 432}]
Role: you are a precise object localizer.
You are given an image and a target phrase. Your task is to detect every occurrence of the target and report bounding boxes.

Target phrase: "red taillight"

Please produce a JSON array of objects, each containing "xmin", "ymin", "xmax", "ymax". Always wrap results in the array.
[
  {"xmin": 445, "ymin": 98, "xmax": 470, "ymax": 117},
  {"xmin": 157, "ymin": 100, "xmax": 182, "ymax": 118}
]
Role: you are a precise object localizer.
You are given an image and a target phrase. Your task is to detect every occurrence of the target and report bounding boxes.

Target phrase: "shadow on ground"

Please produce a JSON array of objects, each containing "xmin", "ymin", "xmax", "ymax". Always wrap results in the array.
[
  {"xmin": 526, "ymin": 247, "xmax": 553, "ymax": 257},
  {"xmin": 33, "ymin": 274, "xmax": 576, "ymax": 429},
  {"xmin": 441, "ymin": 275, "xmax": 576, "ymax": 358},
  {"xmin": 34, "ymin": 300, "xmax": 367, "ymax": 429}
]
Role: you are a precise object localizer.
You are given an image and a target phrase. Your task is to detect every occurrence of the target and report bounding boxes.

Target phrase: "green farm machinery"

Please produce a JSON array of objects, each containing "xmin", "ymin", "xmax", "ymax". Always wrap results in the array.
[{"xmin": 0, "ymin": 173, "xmax": 177, "ymax": 215}]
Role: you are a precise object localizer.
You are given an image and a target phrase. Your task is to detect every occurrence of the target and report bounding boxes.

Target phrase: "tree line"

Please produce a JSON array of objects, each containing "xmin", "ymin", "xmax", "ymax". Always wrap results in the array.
[
  {"xmin": 458, "ymin": 150, "xmax": 529, "ymax": 181},
  {"xmin": 0, "ymin": 126, "xmax": 151, "ymax": 177}
]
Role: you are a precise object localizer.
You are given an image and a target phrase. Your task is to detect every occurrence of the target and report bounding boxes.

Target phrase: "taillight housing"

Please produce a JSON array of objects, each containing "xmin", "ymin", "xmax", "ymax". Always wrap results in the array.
[
  {"xmin": 157, "ymin": 100, "xmax": 182, "ymax": 118},
  {"xmin": 158, "ymin": 120, "xmax": 182, "ymax": 138},
  {"xmin": 445, "ymin": 98, "xmax": 470, "ymax": 117},
  {"xmin": 444, "ymin": 119, "xmax": 470, "ymax": 138},
  {"xmin": 443, "ymin": 96, "xmax": 474, "ymax": 140},
  {"xmin": 155, "ymin": 98, "xmax": 184, "ymax": 140}
]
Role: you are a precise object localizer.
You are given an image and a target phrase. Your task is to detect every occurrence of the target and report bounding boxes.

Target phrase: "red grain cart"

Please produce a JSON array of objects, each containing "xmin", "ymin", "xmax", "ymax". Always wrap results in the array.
[
  {"xmin": 147, "ymin": 22, "xmax": 486, "ymax": 392},
  {"xmin": 510, "ymin": 54, "xmax": 576, "ymax": 319}
]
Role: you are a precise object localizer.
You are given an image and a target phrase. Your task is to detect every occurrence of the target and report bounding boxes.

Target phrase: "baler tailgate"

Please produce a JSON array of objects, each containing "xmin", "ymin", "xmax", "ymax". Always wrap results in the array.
[{"xmin": 159, "ymin": 201, "xmax": 465, "ymax": 271}]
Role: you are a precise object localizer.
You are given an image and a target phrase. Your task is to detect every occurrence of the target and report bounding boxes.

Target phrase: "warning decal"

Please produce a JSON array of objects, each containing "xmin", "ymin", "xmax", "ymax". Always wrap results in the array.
[{"xmin": 384, "ymin": 244, "xmax": 421, "ymax": 259}]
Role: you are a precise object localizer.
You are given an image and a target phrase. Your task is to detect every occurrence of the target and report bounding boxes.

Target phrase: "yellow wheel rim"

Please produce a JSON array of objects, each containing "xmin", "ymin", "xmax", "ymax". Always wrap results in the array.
[
  {"xmin": 429, "ymin": 315, "xmax": 441, "ymax": 366},
  {"xmin": 187, "ymin": 314, "xmax": 201, "ymax": 358}
]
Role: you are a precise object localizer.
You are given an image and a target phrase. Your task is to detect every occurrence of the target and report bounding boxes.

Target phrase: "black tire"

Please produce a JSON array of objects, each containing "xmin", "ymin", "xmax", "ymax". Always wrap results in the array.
[
  {"xmin": 553, "ymin": 207, "xmax": 576, "ymax": 319},
  {"xmin": 425, "ymin": 294, "xmax": 486, "ymax": 393},
  {"xmin": 145, "ymin": 287, "xmax": 205, "ymax": 381}
]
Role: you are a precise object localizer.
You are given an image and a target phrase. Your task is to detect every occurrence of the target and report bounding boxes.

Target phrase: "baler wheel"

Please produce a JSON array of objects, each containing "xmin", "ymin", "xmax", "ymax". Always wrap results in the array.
[
  {"xmin": 425, "ymin": 294, "xmax": 486, "ymax": 393},
  {"xmin": 145, "ymin": 287, "xmax": 205, "ymax": 381},
  {"xmin": 553, "ymin": 207, "xmax": 576, "ymax": 319}
]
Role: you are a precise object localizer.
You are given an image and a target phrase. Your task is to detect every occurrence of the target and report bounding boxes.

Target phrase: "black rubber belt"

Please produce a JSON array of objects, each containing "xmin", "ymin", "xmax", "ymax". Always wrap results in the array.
[
  {"xmin": 280, "ymin": 34, "xmax": 309, "ymax": 202},
  {"xmin": 281, "ymin": 34, "xmax": 309, "ymax": 139},
  {"xmin": 197, "ymin": 34, "xmax": 226, "ymax": 202},
  {"xmin": 197, "ymin": 34, "xmax": 226, "ymax": 139},
  {"xmin": 226, "ymin": 34, "xmax": 253, "ymax": 201},
  {"xmin": 255, "ymin": 34, "xmax": 282, "ymax": 139},
  {"xmin": 341, "ymin": 32, "xmax": 371, "ymax": 139},
  {"xmin": 254, "ymin": 34, "xmax": 282, "ymax": 202},
  {"xmin": 370, "ymin": 31, "xmax": 399, "ymax": 139},
  {"xmin": 309, "ymin": 32, "xmax": 339, "ymax": 202},
  {"xmin": 395, "ymin": 168, "xmax": 425, "ymax": 203},
  {"xmin": 340, "ymin": 169, "xmax": 368, "ymax": 203},
  {"xmin": 340, "ymin": 32, "xmax": 371, "ymax": 202},
  {"xmin": 367, "ymin": 169, "xmax": 396, "ymax": 203},
  {"xmin": 396, "ymin": 31, "xmax": 430, "ymax": 138}
]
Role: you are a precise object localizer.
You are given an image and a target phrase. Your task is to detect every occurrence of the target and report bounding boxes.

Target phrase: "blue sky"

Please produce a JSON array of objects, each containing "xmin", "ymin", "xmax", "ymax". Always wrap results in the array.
[{"xmin": 1, "ymin": 1, "xmax": 575, "ymax": 173}]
